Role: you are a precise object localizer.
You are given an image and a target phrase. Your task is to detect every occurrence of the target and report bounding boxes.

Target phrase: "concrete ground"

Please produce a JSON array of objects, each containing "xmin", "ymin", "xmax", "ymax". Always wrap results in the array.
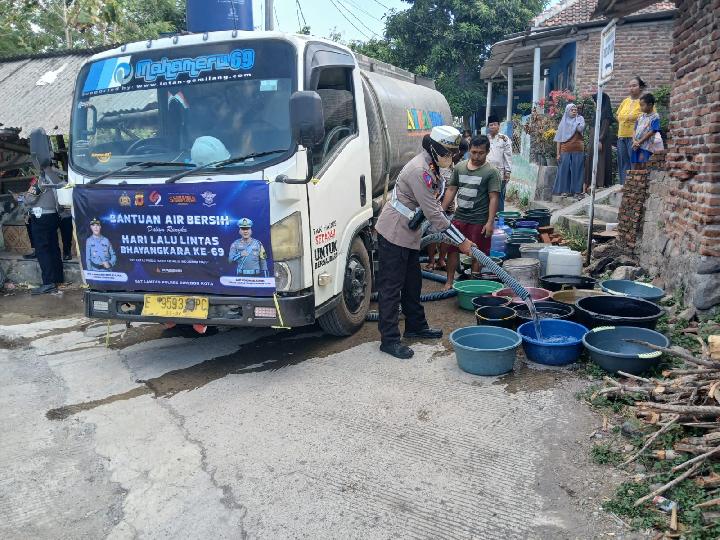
[{"xmin": 0, "ymin": 284, "xmax": 649, "ymax": 540}]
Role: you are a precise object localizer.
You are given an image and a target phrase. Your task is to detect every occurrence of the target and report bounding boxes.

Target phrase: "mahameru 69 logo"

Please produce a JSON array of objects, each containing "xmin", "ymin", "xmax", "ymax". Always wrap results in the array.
[{"xmin": 113, "ymin": 62, "xmax": 134, "ymax": 85}]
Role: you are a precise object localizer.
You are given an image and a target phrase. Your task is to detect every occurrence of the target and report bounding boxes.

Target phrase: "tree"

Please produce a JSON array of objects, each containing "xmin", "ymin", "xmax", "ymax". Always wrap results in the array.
[
  {"xmin": 0, "ymin": 0, "xmax": 186, "ymax": 56},
  {"xmin": 352, "ymin": 0, "xmax": 547, "ymax": 116}
]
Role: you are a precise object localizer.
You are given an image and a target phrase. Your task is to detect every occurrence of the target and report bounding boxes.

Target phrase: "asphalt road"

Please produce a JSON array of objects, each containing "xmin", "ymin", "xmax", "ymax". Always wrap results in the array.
[{"xmin": 0, "ymin": 288, "xmax": 646, "ymax": 539}]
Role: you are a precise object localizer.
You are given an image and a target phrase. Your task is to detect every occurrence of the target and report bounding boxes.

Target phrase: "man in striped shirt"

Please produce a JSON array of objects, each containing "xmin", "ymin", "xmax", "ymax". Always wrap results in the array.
[{"xmin": 442, "ymin": 135, "xmax": 501, "ymax": 288}]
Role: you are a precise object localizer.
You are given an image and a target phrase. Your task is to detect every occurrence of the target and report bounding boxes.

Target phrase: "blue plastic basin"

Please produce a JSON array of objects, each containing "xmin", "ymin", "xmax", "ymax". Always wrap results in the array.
[
  {"xmin": 449, "ymin": 326, "xmax": 521, "ymax": 376},
  {"xmin": 600, "ymin": 280, "xmax": 665, "ymax": 303},
  {"xmin": 517, "ymin": 320, "xmax": 588, "ymax": 366},
  {"xmin": 583, "ymin": 326, "xmax": 670, "ymax": 374}
]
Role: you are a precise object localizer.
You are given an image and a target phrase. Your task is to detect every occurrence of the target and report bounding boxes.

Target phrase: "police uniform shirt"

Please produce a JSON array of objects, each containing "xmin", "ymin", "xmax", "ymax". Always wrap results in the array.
[
  {"xmin": 375, "ymin": 151, "xmax": 453, "ymax": 250},
  {"xmin": 85, "ymin": 235, "xmax": 116, "ymax": 270},
  {"xmin": 229, "ymin": 237, "xmax": 267, "ymax": 275},
  {"xmin": 488, "ymin": 133, "xmax": 513, "ymax": 177}
]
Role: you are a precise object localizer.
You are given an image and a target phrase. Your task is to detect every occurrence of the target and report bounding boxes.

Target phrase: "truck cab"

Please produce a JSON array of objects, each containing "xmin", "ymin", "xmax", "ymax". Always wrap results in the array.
[{"xmin": 67, "ymin": 30, "xmax": 450, "ymax": 335}]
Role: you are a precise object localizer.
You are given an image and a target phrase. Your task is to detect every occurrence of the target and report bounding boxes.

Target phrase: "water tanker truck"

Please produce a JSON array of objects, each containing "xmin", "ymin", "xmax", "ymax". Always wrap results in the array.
[{"xmin": 58, "ymin": 30, "xmax": 453, "ymax": 335}]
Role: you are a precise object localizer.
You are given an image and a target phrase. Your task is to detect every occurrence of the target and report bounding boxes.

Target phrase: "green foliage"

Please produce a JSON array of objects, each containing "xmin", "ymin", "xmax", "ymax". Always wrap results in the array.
[
  {"xmin": 353, "ymin": 0, "xmax": 546, "ymax": 116},
  {"xmin": 591, "ymin": 443, "xmax": 623, "ymax": 465},
  {"xmin": 0, "ymin": 0, "xmax": 186, "ymax": 55},
  {"xmin": 654, "ymin": 84, "xmax": 671, "ymax": 135},
  {"xmin": 556, "ymin": 226, "xmax": 587, "ymax": 252},
  {"xmin": 517, "ymin": 102, "xmax": 532, "ymax": 114}
]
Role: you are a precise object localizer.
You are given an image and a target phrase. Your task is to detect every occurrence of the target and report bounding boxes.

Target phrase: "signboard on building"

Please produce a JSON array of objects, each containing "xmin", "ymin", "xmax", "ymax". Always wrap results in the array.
[{"xmin": 599, "ymin": 24, "xmax": 616, "ymax": 85}]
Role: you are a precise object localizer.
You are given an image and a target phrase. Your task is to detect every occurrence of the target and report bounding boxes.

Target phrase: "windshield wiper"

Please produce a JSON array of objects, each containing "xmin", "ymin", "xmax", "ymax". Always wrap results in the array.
[
  {"xmin": 86, "ymin": 161, "xmax": 195, "ymax": 185},
  {"xmin": 165, "ymin": 150, "xmax": 287, "ymax": 184}
]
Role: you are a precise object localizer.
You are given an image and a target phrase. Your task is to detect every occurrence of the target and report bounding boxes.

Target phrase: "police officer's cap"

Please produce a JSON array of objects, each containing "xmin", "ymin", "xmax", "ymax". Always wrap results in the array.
[
  {"xmin": 90, "ymin": 218, "xmax": 101, "ymax": 225},
  {"xmin": 430, "ymin": 126, "xmax": 462, "ymax": 149},
  {"xmin": 238, "ymin": 218, "xmax": 253, "ymax": 228}
]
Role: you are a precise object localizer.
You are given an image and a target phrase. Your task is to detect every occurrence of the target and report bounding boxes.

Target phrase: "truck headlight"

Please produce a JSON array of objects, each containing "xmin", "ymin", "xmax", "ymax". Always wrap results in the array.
[{"xmin": 271, "ymin": 211, "xmax": 302, "ymax": 261}]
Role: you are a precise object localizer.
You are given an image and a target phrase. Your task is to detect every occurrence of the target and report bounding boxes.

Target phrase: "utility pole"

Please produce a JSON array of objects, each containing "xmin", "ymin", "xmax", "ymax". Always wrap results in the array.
[
  {"xmin": 63, "ymin": 0, "xmax": 72, "ymax": 48},
  {"xmin": 265, "ymin": 0, "xmax": 274, "ymax": 31}
]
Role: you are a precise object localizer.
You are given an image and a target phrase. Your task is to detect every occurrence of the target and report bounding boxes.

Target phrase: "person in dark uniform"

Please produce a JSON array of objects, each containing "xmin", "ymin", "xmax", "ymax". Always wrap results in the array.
[
  {"xmin": 85, "ymin": 218, "xmax": 117, "ymax": 270},
  {"xmin": 228, "ymin": 218, "xmax": 268, "ymax": 277},
  {"xmin": 24, "ymin": 176, "xmax": 63, "ymax": 294},
  {"xmin": 374, "ymin": 126, "xmax": 474, "ymax": 359}
]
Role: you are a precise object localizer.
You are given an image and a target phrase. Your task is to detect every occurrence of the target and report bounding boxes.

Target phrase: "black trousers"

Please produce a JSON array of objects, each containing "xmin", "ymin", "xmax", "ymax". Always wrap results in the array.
[
  {"xmin": 31, "ymin": 213, "xmax": 64, "ymax": 285},
  {"xmin": 26, "ymin": 218, "xmax": 34, "ymax": 249},
  {"xmin": 377, "ymin": 234, "xmax": 428, "ymax": 345},
  {"xmin": 59, "ymin": 216, "xmax": 73, "ymax": 256}
]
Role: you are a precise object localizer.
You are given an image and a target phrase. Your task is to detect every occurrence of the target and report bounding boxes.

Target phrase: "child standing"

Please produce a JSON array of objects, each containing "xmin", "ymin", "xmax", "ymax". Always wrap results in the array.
[{"xmin": 631, "ymin": 93, "xmax": 662, "ymax": 170}]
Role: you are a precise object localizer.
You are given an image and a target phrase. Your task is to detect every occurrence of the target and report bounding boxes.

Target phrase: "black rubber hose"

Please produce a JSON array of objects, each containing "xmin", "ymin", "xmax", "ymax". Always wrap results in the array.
[{"xmin": 419, "ymin": 232, "xmax": 530, "ymax": 301}]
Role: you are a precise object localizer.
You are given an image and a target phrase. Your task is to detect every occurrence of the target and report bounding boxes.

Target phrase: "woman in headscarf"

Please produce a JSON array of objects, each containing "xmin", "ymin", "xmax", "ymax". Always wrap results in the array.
[
  {"xmin": 552, "ymin": 103, "xmax": 586, "ymax": 196},
  {"xmin": 584, "ymin": 92, "xmax": 614, "ymax": 191}
]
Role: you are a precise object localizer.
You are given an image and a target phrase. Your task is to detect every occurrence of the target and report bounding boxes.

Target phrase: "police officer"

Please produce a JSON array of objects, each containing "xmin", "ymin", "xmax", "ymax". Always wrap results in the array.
[
  {"xmin": 85, "ymin": 218, "xmax": 117, "ymax": 271},
  {"xmin": 228, "ymin": 218, "xmax": 268, "ymax": 277},
  {"xmin": 375, "ymin": 126, "xmax": 474, "ymax": 359}
]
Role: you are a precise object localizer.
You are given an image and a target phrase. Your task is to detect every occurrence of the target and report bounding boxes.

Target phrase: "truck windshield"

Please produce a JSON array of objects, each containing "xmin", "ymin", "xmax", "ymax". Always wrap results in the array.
[{"xmin": 70, "ymin": 40, "xmax": 295, "ymax": 177}]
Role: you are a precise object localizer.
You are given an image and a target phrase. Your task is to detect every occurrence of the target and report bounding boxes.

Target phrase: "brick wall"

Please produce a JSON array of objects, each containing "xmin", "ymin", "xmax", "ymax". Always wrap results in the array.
[
  {"xmin": 632, "ymin": 0, "xmax": 720, "ymax": 313},
  {"xmin": 663, "ymin": 0, "xmax": 720, "ymax": 260},
  {"xmin": 574, "ymin": 20, "xmax": 675, "ymax": 105},
  {"xmin": 617, "ymin": 169, "xmax": 651, "ymax": 250}
]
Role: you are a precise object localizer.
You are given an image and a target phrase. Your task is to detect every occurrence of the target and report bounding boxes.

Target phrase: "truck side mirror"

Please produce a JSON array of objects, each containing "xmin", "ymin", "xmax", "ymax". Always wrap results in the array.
[
  {"xmin": 290, "ymin": 91, "xmax": 324, "ymax": 147},
  {"xmin": 29, "ymin": 128, "xmax": 53, "ymax": 170}
]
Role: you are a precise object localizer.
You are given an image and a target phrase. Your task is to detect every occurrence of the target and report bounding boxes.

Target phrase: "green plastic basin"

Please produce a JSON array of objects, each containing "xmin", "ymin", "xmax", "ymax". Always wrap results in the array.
[{"xmin": 453, "ymin": 280, "xmax": 505, "ymax": 310}]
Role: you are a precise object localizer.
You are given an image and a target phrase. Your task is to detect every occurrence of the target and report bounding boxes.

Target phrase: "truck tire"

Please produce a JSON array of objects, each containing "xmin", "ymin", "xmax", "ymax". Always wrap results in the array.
[{"xmin": 318, "ymin": 237, "xmax": 371, "ymax": 336}]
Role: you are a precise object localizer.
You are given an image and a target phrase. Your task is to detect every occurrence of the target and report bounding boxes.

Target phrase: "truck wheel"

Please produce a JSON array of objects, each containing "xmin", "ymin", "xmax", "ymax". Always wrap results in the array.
[{"xmin": 318, "ymin": 237, "xmax": 371, "ymax": 336}]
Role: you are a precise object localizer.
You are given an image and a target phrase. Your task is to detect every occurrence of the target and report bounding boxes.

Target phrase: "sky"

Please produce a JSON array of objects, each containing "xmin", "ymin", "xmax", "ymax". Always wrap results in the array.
[{"xmin": 250, "ymin": 0, "xmax": 562, "ymax": 43}]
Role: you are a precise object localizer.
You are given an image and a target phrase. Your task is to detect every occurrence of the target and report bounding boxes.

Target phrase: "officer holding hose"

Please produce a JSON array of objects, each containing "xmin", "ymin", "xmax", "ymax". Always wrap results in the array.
[{"xmin": 375, "ymin": 126, "xmax": 474, "ymax": 359}]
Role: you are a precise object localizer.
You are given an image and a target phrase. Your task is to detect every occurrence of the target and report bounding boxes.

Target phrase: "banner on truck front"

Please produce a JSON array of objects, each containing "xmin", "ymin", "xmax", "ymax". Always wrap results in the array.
[{"xmin": 73, "ymin": 181, "xmax": 275, "ymax": 296}]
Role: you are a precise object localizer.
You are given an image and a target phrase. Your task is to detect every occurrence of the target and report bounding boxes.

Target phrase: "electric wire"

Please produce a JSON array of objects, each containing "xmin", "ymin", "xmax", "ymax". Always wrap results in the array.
[
  {"xmin": 296, "ymin": 0, "xmax": 308, "ymax": 26},
  {"xmin": 327, "ymin": 0, "xmax": 373, "ymax": 40},
  {"xmin": 336, "ymin": 0, "xmax": 384, "ymax": 37}
]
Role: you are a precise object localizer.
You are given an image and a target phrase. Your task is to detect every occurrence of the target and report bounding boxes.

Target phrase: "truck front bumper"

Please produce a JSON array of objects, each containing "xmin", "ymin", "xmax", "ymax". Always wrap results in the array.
[{"xmin": 84, "ymin": 290, "xmax": 316, "ymax": 327}]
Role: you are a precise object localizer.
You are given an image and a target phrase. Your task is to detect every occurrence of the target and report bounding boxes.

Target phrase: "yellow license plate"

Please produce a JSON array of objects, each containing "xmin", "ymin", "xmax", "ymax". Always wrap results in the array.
[{"xmin": 141, "ymin": 295, "xmax": 209, "ymax": 319}]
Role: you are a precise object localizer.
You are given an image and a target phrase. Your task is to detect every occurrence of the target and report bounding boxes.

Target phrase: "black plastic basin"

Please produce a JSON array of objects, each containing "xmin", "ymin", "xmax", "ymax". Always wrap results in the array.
[
  {"xmin": 514, "ymin": 300, "xmax": 575, "ymax": 323},
  {"xmin": 575, "ymin": 296, "xmax": 665, "ymax": 330},
  {"xmin": 540, "ymin": 274, "xmax": 598, "ymax": 292},
  {"xmin": 475, "ymin": 306, "xmax": 517, "ymax": 329},
  {"xmin": 471, "ymin": 295, "xmax": 511, "ymax": 310}
]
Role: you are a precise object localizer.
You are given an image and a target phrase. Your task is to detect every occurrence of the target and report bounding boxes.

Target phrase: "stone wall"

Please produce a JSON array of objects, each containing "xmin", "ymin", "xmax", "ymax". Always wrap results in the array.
[{"xmin": 574, "ymin": 19, "xmax": 675, "ymax": 105}]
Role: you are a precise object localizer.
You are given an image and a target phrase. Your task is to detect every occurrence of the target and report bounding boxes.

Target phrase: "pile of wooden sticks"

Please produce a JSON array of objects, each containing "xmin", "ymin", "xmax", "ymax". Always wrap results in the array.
[{"xmin": 598, "ymin": 335, "xmax": 720, "ymax": 524}]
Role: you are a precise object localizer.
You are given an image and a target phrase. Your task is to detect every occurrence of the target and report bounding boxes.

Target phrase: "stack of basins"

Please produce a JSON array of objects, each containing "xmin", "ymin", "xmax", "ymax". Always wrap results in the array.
[
  {"xmin": 505, "ymin": 217, "xmax": 539, "ymax": 259},
  {"xmin": 451, "ymin": 249, "xmax": 670, "ymax": 376}
]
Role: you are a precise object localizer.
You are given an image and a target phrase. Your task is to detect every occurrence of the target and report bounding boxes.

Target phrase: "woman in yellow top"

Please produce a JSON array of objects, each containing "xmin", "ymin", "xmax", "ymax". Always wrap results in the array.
[{"xmin": 616, "ymin": 76, "xmax": 646, "ymax": 184}]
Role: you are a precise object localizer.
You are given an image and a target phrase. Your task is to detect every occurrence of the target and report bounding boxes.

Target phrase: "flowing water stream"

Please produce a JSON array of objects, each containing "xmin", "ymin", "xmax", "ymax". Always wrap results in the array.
[{"xmin": 524, "ymin": 299, "xmax": 545, "ymax": 342}]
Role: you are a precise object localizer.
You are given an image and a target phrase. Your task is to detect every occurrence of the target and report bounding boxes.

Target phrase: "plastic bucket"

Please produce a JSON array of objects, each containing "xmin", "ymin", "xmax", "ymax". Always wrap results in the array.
[
  {"xmin": 471, "ymin": 295, "xmax": 511, "ymax": 310},
  {"xmin": 517, "ymin": 320, "xmax": 588, "ymax": 366},
  {"xmin": 512, "ymin": 228, "xmax": 539, "ymax": 237},
  {"xmin": 497, "ymin": 211, "xmax": 522, "ymax": 220},
  {"xmin": 489, "ymin": 250, "xmax": 506, "ymax": 260},
  {"xmin": 475, "ymin": 306, "xmax": 517, "ymax": 329},
  {"xmin": 540, "ymin": 274, "xmax": 598, "ymax": 292},
  {"xmin": 523, "ymin": 212, "xmax": 550, "ymax": 227},
  {"xmin": 583, "ymin": 326, "xmax": 669, "ymax": 374},
  {"xmin": 514, "ymin": 301, "xmax": 574, "ymax": 323},
  {"xmin": 600, "ymin": 280, "xmax": 665, "ymax": 303},
  {"xmin": 503, "ymin": 258, "xmax": 541, "ymax": 288},
  {"xmin": 514, "ymin": 220, "xmax": 539, "ymax": 229},
  {"xmin": 519, "ymin": 243, "xmax": 553, "ymax": 262},
  {"xmin": 575, "ymin": 295, "xmax": 665, "ymax": 330},
  {"xmin": 505, "ymin": 238, "xmax": 538, "ymax": 259},
  {"xmin": 453, "ymin": 280, "xmax": 505, "ymax": 310},
  {"xmin": 450, "ymin": 326, "xmax": 521, "ymax": 376},
  {"xmin": 493, "ymin": 287, "xmax": 551, "ymax": 304}
]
